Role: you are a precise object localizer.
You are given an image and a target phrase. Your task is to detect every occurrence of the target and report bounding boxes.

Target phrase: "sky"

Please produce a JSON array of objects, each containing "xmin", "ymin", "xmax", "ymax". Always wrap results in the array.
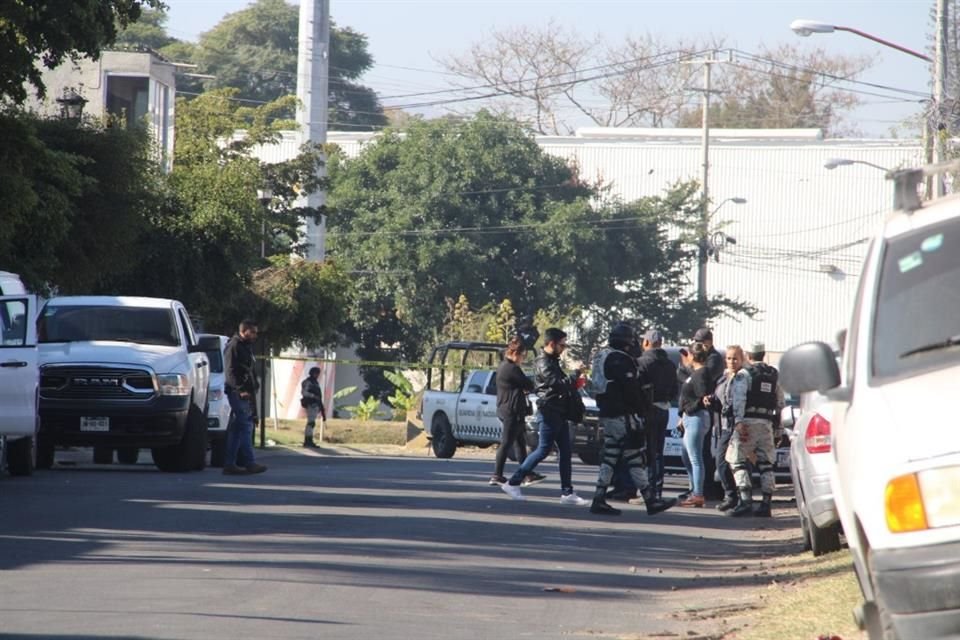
[{"xmin": 161, "ymin": 0, "xmax": 935, "ymax": 137}]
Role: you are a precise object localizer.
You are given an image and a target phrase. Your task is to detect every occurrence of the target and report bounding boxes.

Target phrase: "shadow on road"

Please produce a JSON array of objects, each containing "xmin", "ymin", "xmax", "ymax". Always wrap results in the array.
[{"xmin": 0, "ymin": 449, "xmax": 821, "ymax": 604}]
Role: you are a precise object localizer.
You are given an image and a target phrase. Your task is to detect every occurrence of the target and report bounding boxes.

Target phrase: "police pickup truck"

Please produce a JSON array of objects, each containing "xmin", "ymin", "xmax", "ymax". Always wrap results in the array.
[{"xmin": 419, "ymin": 341, "xmax": 601, "ymax": 462}]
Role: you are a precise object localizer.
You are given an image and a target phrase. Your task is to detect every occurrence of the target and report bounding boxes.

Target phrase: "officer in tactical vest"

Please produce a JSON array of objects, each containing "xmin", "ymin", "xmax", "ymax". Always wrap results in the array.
[
  {"xmin": 590, "ymin": 323, "xmax": 677, "ymax": 516},
  {"xmin": 724, "ymin": 343, "xmax": 784, "ymax": 517}
]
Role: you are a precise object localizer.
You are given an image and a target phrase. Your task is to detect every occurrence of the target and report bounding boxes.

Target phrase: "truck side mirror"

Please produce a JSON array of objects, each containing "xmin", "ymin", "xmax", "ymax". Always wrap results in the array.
[
  {"xmin": 190, "ymin": 335, "xmax": 222, "ymax": 353},
  {"xmin": 780, "ymin": 341, "xmax": 841, "ymax": 395}
]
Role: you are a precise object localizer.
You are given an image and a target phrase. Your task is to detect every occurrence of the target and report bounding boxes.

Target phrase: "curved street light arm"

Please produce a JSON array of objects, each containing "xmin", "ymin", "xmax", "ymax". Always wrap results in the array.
[{"xmin": 833, "ymin": 26, "xmax": 932, "ymax": 62}]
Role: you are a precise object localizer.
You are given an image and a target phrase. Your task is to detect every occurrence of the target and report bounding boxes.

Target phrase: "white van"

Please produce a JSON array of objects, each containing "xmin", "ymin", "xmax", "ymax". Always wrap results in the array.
[
  {"xmin": 0, "ymin": 271, "xmax": 39, "ymax": 476},
  {"xmin": 781, "ymin": 162, "xmax": 960, "ymax": 639}
]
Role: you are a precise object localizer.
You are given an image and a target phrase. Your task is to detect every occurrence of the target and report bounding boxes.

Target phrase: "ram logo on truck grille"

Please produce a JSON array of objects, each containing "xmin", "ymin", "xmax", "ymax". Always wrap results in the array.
[
  {"xmin": 40, "ymin": 366, "xmax": 155, "ymax": 400},
  {"xmin": 73, "ymin": 377, "xmax": 121, "ymax": 386}
]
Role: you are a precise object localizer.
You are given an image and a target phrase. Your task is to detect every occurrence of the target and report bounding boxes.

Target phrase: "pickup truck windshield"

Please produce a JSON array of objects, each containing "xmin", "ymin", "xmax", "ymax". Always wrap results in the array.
[
  {"xmin": 873, "ymin": 217, "xmax": 960, "ymax": 379},
  {"xmin": 38, "ymin": 305, "xmax": 180, "ymax": 347}
]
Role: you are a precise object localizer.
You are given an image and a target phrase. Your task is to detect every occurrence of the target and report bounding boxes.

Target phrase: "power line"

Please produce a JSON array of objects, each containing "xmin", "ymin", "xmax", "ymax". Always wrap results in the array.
[{"xmin": 729, "ymin": 49, "xmax": 930, "ymax": 99}]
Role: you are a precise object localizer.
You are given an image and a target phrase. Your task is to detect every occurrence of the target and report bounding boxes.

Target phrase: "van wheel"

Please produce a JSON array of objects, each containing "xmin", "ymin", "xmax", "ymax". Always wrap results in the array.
[
  {"xmin": 431, "ymin": 414, "xmax": 456, "ymax": 458},
  {"xmin": 116, "ymin": 447, "xmax": 139, "ymax": 465},
  {"xmin": 810, "ymin": 520, "xmax": 842, "ymax": 556},
  {"xmin": 93, "ymin": 447, "xmax": 114, "ymax": 464},
  {"xmin": 7, "ymin": 437, "xmax": 35, "ymax": 476}
]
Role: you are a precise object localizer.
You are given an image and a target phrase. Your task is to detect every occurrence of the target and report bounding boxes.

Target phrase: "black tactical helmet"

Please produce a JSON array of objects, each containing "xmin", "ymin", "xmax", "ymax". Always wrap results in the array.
[{"xmin": 608, "ymin": 322, "xmax": 635, "ymax": 350}]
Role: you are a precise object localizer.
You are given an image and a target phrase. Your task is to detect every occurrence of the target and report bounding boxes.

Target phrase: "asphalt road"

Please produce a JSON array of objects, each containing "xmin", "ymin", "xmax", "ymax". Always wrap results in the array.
[{"xmin": 0, "ymin": 446, "xmax": 801, "ymax": 640}]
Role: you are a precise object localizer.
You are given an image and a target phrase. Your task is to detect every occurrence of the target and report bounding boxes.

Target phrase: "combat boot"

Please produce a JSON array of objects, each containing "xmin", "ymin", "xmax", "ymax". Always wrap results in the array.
[
  {"xmin": 728, "ymin": 490, "xmax": 754, "ymax": 517},
  {"xmin": 642, "ymin": 490, "xmax": 677, "ymax": 516},
  {"xmin": 754, "ymin": 494, "xmax": 773, "ymax": 517},
  {"xmin": 590, "ymin": 498, "xmax": 622, "ymax": 516},
  {"xmin": 716, "ymin": 494, "xmax": 739, "ymax": 512}
]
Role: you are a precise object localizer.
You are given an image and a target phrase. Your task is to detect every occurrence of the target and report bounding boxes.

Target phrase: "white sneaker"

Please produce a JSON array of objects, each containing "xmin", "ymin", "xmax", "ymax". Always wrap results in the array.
[
  {"xmin": 560, "ymin": 492, "xmax": 590, "ymax": 506},
  {"xmin": 500, "ymin": 483, "xmax": 526, "ymax": 501}
]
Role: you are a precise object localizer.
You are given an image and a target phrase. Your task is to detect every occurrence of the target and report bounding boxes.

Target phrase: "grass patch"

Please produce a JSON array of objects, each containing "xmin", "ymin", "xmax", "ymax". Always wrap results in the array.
[
  {"xmin": 263, "ymin": 418, "xmax": 407, "ymax": 447},
  {"xmin": 728, "ymin": 550, "xmax": 864, "ymax": 640}
]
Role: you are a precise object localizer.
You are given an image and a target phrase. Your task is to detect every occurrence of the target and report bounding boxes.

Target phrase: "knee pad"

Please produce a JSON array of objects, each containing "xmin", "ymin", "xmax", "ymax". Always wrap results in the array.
[{"xmin": 597, "ymin": 466, "xmax": 615, "ymax": 486}]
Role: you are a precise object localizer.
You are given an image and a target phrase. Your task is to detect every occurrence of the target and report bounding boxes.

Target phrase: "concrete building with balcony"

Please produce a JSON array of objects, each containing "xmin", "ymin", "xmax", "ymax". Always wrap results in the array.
[{"xmin": 26, "ymin": 47, "xmax": 177, "ymax": 170}]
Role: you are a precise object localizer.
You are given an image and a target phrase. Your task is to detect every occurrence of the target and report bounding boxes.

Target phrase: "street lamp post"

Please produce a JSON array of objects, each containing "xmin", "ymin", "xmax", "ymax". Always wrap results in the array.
[
  {"xmin": 790, "ymin": 17, "xmax": 945, "ymax": 196},
  {"xmin": 790, "ymin": 20, "xmax": 932, "ymax": 62},
  {"xmin": 256, "ymin": 188, "xmax": 273, "ymax": 259},
  {"xmin": 824, "ymin": 158, "xmax": 891, "ymax": 173},
  {"xmin": 254, "ymin": 187, "xmax": 273, "ymax": 449},
  {"xmin": 697, "ymin": 196, "xmax": 747, "ymax": 304}
]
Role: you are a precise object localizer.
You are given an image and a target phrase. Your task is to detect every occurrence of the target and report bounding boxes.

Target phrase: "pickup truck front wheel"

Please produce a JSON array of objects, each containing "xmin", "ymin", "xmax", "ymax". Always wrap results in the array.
[
  {"xmin": 431, "ymin": 414, "xmax": 457, "ymax": 459},
  {"xmin": 152, "ymin": 405, "xmax": 208, "ymax": 472}
]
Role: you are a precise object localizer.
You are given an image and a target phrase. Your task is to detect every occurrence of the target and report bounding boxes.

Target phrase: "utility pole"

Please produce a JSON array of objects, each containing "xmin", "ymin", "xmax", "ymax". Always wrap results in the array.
[
  {"xmin": 935, "ymin": 0, "xmax": 949, "ymax": 196},
  {"xmin": 296, "ymin": 0, "xmax": 330, "ymax": 260},
  {"xmin": 687, "ymin": 51, "xmax": 720, "ymax": 307}
]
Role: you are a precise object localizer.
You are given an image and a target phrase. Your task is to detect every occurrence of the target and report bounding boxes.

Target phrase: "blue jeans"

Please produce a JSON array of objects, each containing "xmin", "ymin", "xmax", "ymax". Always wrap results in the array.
[
  {"xmin": 508, "ymin": 412, "xmax": 572, "ymax": 492},
  {"xmin": 680, "ymin": 410, "xmax": 709, "ymax": 497},
  {"xmin": 226, "ymin": 389, "xmax": 257, "ymax": 468}
]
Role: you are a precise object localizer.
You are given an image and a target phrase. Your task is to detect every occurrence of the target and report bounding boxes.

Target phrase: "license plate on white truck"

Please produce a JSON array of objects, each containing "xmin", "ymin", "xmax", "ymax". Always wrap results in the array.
[{"xmin": 80, "ymin": 417, "xmax": 110, "ymax": 432}]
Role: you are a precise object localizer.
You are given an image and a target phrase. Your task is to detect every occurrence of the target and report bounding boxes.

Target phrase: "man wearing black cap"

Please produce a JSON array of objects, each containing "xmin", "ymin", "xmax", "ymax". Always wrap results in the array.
[
  {"xmin": 636, "ymin": 329, "xmax": 678, "ymax": 500},
  {"xmin": 693, "ymin": 328, "xmax": 725, "ymax": 383}
]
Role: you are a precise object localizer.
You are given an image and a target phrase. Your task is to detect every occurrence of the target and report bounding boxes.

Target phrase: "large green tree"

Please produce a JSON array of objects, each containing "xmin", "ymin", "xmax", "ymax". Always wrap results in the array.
[
  {"xmin": 154, "ymin": 0, "xmax": 386, "ymax": 129},
  {"xmin": 0, "ymin": 0, "xmax": 162, "ymax": 103},
  {"xmin": 327, "ymin": 112, "xmax": 748, "ymax": 386},
  {"xmin": 0, "ymin": 111, "xmax": 162, "ymax": 292},
  {"xmin": 113, "ymin": 6, "xmax": 176, "ymax": 50}
]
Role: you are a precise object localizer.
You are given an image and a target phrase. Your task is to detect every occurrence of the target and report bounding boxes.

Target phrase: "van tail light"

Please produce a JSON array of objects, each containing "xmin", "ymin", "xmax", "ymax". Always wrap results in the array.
[{"xmin": 804, "ymin": 413, "xmax": 831, "ymax": 454}]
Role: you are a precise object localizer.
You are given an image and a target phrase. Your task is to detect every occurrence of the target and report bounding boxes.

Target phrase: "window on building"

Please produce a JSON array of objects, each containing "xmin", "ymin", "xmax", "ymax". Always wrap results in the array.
[{"xmin": 106, "ymin": 76, "xmax": 149, "ymax": 129}]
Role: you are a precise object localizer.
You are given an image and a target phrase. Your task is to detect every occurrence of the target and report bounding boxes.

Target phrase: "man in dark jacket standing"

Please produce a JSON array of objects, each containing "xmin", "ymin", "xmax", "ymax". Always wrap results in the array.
[
  {"xmin": 590, "ymin": 323, "xmax": 677, "ymax": 516},
  {"xmin": 223, "ymin": 319, "xmax": 267, "ymax": 475},
  {"xmin": 500, "ymin": 328, "xmax": 590, "ymax": 505},
  {"xmin": 694, "ymin": 328, "xmax": 725, "ymax": 383},
  {"xmin": 636, "ymin": 329, "xmax": 679, "ymax": 500}
]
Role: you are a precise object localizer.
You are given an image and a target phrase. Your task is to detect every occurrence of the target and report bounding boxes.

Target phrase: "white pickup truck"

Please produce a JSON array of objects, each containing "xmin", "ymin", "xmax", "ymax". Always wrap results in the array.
[
  {"xmin": 37, "ymin": 296, "xmax": 217, "ymax": 472},
  {"xmin": 419, "ymin": 341, "xmax": 602, "ymax": 462}
]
